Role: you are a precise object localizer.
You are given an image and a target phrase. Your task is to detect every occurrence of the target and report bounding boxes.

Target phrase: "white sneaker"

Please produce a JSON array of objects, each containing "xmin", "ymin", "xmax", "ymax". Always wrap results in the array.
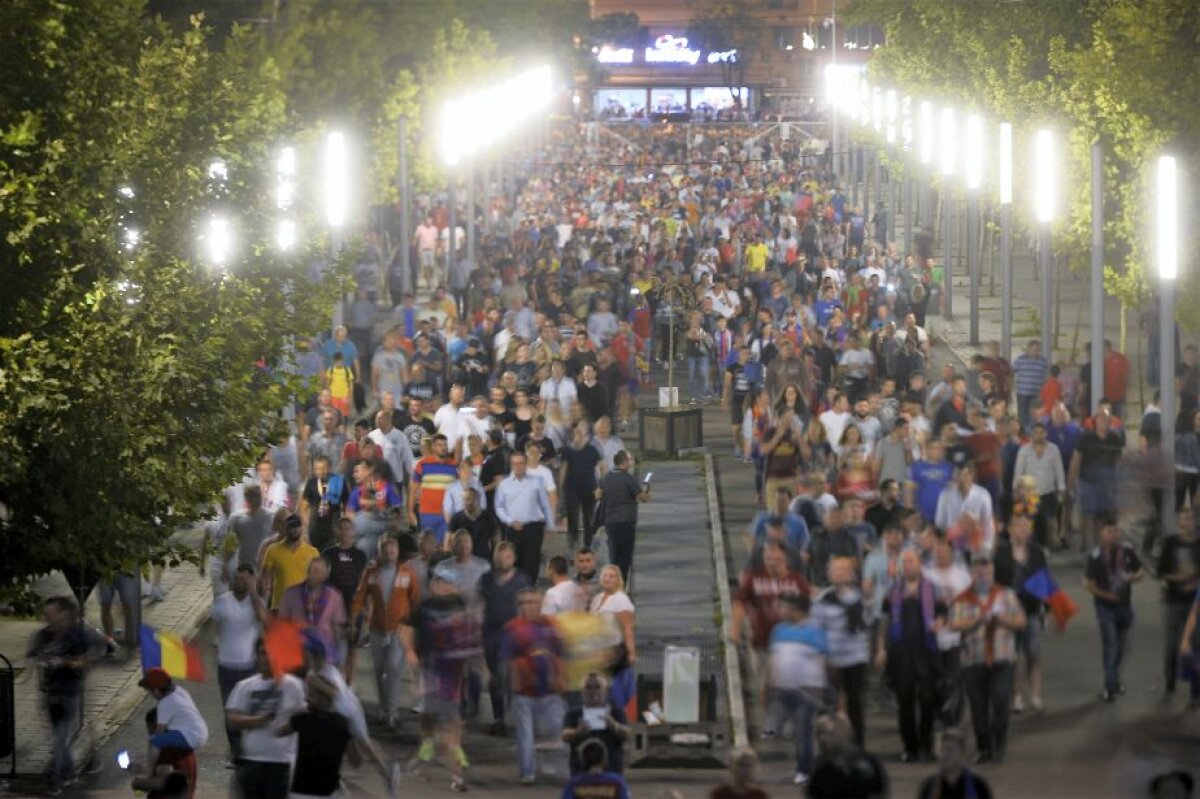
[
  {"xmin": 794, "ymin": 771, "xmax": 810, "ymax": 785},
  {"xmin": 1012, "ymin": 694, "xmax": 1025, "ymax": 714}
]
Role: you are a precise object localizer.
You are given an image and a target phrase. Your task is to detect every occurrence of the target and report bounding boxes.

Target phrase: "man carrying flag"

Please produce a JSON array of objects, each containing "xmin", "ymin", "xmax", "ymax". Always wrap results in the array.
[{"xmin": 138, "ymin": 667, "xmax": 209, "ymax": 798}]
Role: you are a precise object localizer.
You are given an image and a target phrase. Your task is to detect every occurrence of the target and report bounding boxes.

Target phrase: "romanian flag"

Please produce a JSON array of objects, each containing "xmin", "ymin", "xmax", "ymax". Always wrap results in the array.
[
  {"xmin": 139, "ymin": 625, "xmax": 206, "ymax": 681},
  {"xmin": 1023, "ymin": 568, "xmax": 1079, "ymax": 632}
]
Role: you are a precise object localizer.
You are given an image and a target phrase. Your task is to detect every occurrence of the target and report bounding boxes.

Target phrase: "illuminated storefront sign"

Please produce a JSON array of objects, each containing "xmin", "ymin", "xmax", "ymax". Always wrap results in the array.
[
  {"xmin": 596, "ymin": 45, "xmax": 634, "ymax": 64},
  {"xmin": 707, "ymin": 50, "xmax": 737, "ymax": 64},
  {"xmin": 645, "ymin": 34, "xmax": 701, "ymax": 65}
]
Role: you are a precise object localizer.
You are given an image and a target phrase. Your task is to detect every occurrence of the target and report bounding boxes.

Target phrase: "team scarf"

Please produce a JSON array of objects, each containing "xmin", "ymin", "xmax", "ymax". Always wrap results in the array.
[{"xmin": 888, "ymin": 576, "xmax": 938, "ymax": 652}]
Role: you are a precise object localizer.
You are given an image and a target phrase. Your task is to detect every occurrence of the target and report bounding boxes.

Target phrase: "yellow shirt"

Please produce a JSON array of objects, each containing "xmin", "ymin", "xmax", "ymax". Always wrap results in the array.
[
  {"xmin": 262, "ymin": 541, "xmax": 320, "ymax": 610},
  {"xmin": 326, "ymin": 365, "xmax": 354, "ymax": 400},
  {"xmin": 744, "ymin": 242, "xmax": 769, "ymax": 273}
]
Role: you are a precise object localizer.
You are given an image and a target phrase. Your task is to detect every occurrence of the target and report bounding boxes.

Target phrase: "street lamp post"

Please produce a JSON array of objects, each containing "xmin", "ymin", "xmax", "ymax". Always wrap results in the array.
[
  {"xmin": 886, "ymin": 90, "xmax": 897, "ymax": 248},
  {"xmin": 1034, "ymin": 129, "xmax": 1056, "ymax": 357},
  {"xmin": 999, "ymin": 122, "xmax": 1014, "ymax": 360},
  {"xmin": 398, "ymin": 116, "xmax": 412, "ymax": 298},
  {"xmin": 940, "ymin": 107, "xmax": 957, "ymax": 320},
  {"xmin": 322, "ymin": 131, "xmax": 349, "ymax": 332},
  {"xmin": 1090, "ymin": 142, "xmax": 1105, "ymax": 414},
  {"xmin": 918, "ymin": 101, "xmax": 934, "ymax": 232},
  {"xmin": 965, "ymin": 114, "xmax": 983, "ymax": 344},
  {"xmin": 1158, "ymin": 155, "xmax": 1179, "ymax": 537},
  {"xmin": 902, "ymin": 95, "xmax": 913, "ymax": 256},
  {"xmin": 446, "ymin": 171, "xmax": 456, "ymax": 281}
]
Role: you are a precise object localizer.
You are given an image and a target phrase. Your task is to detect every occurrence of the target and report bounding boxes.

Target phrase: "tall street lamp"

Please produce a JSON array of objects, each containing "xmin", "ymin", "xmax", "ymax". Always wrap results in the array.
[
  {"xmin": 323, "ymin": 130, "xmax": 350, "ymax": 331},
  {"xmin": 965, "ymin": 113, "xmax": 984, "ymax": 344},
  {"xmin": 940, "ymin": 107, "xmax": 957, "ymax": 320},
  {"xmin": 999, "ymin": 122, "xmax": 1014, "ymax": 360},
  {"xmin": 918, "ymin": 101, "xmax": 934, "ymax": 231},
  {"xmin": 1034, "ymin": 129, "xmax": 1056, "ymax": 357},
  {"xmin": 1090, "ymin": 142, "xmax": 1105, "ymax": 415},
  {"xmin": 1158, "ymin": 154, "xmax": 1179, "ymax": 537},
  {"xmin": 885, "ymin": 89, "xmax": 898, "ymax": 247},
  {"xmin": 902, "ymin": 95, "xmax": 913, "ymax": 255}
]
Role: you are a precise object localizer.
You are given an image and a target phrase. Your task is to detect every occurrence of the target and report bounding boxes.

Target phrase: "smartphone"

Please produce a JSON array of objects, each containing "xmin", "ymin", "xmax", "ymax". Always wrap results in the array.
[
  {"xmin": 643, "ymin": 471, "xmax": 653, "ymax": 485},
  {"xmin": 117, "ymin": 749, "xmax": 131, "ymax": 770}
]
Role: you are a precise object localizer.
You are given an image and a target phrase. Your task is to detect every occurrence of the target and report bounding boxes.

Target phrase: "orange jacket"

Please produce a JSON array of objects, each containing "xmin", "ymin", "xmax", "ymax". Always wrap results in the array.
[{"xmin": 351, "ymin": 562, "xmax": 420, "ymax": 633}]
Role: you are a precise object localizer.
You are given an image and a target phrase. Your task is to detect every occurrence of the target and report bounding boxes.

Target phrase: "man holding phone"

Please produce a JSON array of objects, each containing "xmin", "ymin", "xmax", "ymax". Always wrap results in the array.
[{"xmin": 596, "ymin": 450, "xmax": 652, "ymax": 585}]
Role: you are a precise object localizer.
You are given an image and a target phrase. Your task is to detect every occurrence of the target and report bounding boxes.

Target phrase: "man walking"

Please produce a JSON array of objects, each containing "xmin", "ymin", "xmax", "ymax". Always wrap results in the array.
[
  {"xmin": 212, "ymin": 564, "xmax": 269, "ymax": 761},
  {"xmin": 224, "ymin": 640, "xmax": 306, "ymax": 799},
  {"xmin": 501, "ymin": 587, "xmax": 566, "ymax": 785},
  {"xmin": 27, "ymin": 596, "xmax": 89, "ymax": 794},
  {"xmin": 949, "ymin": 550, "xmax": 1026, "ymax": 764},
  {"xmin": 596, "ymin": 450, "xmax": 651, "ymax": 585},
  {"xmin": 1012, "ymin": 422, "xmax": 1066, "ymax": 549},
  {"xmin": 495, "ymin": 451, "xmax": 555, "ymax": 586},
  {"xmin": 351, "ymin": 535, "xmax": 421, "ymax": 727},
  {"xmin": 1012, "ymin": 341, "xmax": 1049, "ymax": 429},
  {"xmin": 1084, "ymin": 515, "xmax": 1144, "ymax": 701}
]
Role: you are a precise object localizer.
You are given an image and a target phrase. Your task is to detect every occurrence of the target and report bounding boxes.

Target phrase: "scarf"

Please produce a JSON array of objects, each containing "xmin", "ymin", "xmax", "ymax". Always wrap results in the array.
[
  {"xmin": 954, "ymin": 583, "xmax": 1005, "ymax": 665},
  {"xmin": 888, "ymin": 577, "xmax": 938, "ymax": 652},
  {"xmin": 821, "ymin": 587, "xmax": 867, "ymax": 634}
]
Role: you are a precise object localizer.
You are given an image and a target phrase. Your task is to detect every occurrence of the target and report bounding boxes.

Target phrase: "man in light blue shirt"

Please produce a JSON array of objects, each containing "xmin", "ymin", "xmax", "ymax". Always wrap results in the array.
[{"xmin": 495, "ymin": 451, "xmax": 555, "ymax": 585}]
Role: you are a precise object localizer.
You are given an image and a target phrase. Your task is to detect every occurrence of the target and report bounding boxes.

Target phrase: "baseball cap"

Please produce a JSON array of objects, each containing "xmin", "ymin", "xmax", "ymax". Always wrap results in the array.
[{"xmin": 138, "ymin": 667, "xmax": 171, "ymax": 690}]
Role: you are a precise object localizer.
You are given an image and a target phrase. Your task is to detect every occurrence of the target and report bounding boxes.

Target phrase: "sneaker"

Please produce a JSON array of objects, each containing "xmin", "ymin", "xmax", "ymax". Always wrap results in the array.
[
  {"xmin": 1012, "ymin": 694, "xmax": 1025, "ymax": 714},
  {"xmin": 1116, "ymin": 683, "xmax": 1126, "ymax": 696},
  {"xmin": 455, "ymin": 747, "xmax": 470, "ymax": 770},
  {"xmin": 415, "ymin": 740, "xmax": 435, "ymax": 763},
  {"xmin": 519, "ymin": 774, "xmax": 536, "ymax": 785},
  {"xmin": 222, "ymin": 758, "xmax": 237, "ymax": 770},
  {"xmin": 793, "ymin": 772, "xmax": 810, "ymax": 785},
  {"xmin": 1101, "ymin": 689, "xmax": 1117, "ymax": 703},
  {"xmin": 1030, "ymin": 695, "xmax": 1044, "ymax": 712},
  {"xmin": 450, "ymin": 775, "xmax": 469, "ymax": 792},
  {"xmin": 487, "ymin": 721, "xmax": 506, "ymax": 737}
]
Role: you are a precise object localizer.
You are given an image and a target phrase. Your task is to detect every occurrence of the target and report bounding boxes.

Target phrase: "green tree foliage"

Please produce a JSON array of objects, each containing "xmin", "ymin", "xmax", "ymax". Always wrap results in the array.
[
  {"xmin": 0, "ymin": 1, "xmax": 338, "ymax": 589},
  {"xmin": 686, "ymin": 0, "xmax": 756, "ymax": 108},
  {"xmin": 846, "ymin": 0, "xmax": 1200, "ymax": 329}
]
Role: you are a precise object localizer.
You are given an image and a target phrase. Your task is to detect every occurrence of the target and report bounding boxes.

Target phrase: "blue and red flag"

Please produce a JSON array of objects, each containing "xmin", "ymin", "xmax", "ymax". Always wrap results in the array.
[
  {"xmin": 139, "ymin": 624, "xmax": 206, "ymax": 681},
  {"xmin": 1023, "ymin": 567, "xmax": 1079, "ymax": 631}
]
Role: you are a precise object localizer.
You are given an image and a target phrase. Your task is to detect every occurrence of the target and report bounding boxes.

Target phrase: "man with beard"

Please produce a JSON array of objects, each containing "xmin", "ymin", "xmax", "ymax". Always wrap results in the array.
[{"xmin": 300, "ymin": 456, "xmax": 348, "ymax": 552}]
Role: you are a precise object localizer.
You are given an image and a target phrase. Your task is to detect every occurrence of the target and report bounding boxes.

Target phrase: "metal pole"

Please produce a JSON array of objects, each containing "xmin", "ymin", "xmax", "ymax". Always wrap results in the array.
[
  {"xmin": 398, "ymin": 116, "xmax": 412, "ymax": 297},
  {"xmin": 865, "ymin": 146, "xmax": 874, "ymax": 224},
  {"xmin": 1040, "ymin": 226, "xmax": 1053, "ymax": 357},
  {"xmin": 1161, "ymin": 277, "xmax": 1177, "ymax": 536},
  {"xmin": 1001, "ymin": 203, "xmax": 1012, "ymax": 361},
  {"xmin": 466, "ymin": 157, "xmax": 476, "ymax": 266},
  {"xmin": 969, "ymin": 192, "xmax": 980, "ymax": 344},
  {"xmin": 445, "ymin": 172, "xmax": 455, "ymax": 283},
  {"xmin": 330, "ymin": 229, "xmax": 344, "ymax": 332},
  {"xmin": 1090, "ymin": 142, "xmax": 1105, "ymax": 414},
  {"xmin": 888, "ymin": 155, "xmax": 897, "ymax": 245},
  {"xmin": 483, "ymin": 154, "xmax": 493, "ymax": 235},
  {"xmin": 942, "ymin": 184, "xmax": 954, "ymax": 319},
  {"xmin": 904, "ymin": 174, "xmax": 912, "ymax": 256}
]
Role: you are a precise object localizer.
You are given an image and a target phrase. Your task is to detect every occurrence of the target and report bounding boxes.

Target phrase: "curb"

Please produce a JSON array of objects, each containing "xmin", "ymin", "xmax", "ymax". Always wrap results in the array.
[{"xmin": 704, "ymin": 453, "xmax": 749, "ymax": 752}]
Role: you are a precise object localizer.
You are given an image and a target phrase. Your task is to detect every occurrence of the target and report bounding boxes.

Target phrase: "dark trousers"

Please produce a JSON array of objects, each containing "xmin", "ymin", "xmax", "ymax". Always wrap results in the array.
[
  {"xmin": 938, "ymin": 647, "xmax": 964, "ymax": 726},
  {"xmin": 504, "ymin": 522, "xmax": 545, "ymax": 586},
  {"xmin": 481, "ymin": 628, "xmax": 507, "ymax": 723},
  {"xmin": 963, "ymin": 661, "xmax": 1014, "ymax": 757},
  {"xmin": 831, "ymin": 663, "xmax": 868, "ymax": 746},
  {"xmin": 564, "ymin": 489, "xmax": 596, "ymax": 554},
  {"xmin": 218, "ymin": 664, "xmax": 257, "ymax": 756},
  {"xmin": 1164, "ymin": 600, "xmax": 1194, "ymax": 695},
  {"xmin": 235, "ymin": 760, "xmax": 290, "ymax": 799},
  {"xmin": 607, "ymin": 521, "xmax": 637, "ymax": 586},
  {"xmin": 893, "ymin": 654, "xmax": 936, "ymax": 756},
  {"xmin": 1033, "ymin": 492, "xmax": 1059, "ymax": 548},
  {"xmin": 1096, "ymin": 602, "xmax": 1134, "ymax": 692}
]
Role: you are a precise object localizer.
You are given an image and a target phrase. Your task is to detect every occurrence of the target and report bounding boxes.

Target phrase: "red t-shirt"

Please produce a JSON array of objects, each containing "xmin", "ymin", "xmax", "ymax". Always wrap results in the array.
[
  {"xmin": 965, "ymin": 430, "xmax": 1002, "ymax": 482},
  {"xmin": 735, "ymin": 568, "xmax": 810, "ymax": 649}
]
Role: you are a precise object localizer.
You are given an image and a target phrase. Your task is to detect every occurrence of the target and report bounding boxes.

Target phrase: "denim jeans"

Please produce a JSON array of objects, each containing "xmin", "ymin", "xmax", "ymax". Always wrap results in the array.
[
  {"xmin": 688, "ymin": 355, "xmax": 711, "ymax": 398},
  {"xmin": 511, "ymin": 693, "xmax": 565, "ymax": 778},
  {"xmin": 768, "ymin": 688, "xmax": 821, "ymax": 774},
  {"xmin": 368, "ymin": 630, "xmax": 407, "ymax": 718},
  {"xmin": 1017, "ymin": 394, "xmax": 1038, "ymax": 430},
  {"xmin": 1095, "ymin": 602, "xmax": 1134, "ymax": 692},
  {"xmin": 46, "ymin": 693, "xmax": 78, "ymax": 783},
  {"xmin": 353, "ymin": 513, "xmax": 389, "ymax": 558}
]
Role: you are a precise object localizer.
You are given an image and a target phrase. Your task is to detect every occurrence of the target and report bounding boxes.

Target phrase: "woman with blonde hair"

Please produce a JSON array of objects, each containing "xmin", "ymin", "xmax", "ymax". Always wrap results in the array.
[{"xmin": 592, "ymin": 564, "xmax": 638, "ymax": 715}]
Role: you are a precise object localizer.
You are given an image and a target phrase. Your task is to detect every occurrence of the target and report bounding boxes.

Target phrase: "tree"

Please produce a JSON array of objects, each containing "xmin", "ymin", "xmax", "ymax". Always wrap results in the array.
[
  {"xmin": 0, "ymin": 1, "xmax": 338, "ymax": 593},
  {"xmin": 845, "ymin": 0, "xmax": 1200, "ymax": 337},
  {"xmin": 686, "ymin": 0, "xmax": 757, "ymax": 109}
]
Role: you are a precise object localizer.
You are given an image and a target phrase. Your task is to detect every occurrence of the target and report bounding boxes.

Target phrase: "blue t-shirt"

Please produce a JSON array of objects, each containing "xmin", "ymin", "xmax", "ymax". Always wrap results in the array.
[
  {"xmin": 320, "ymin": 338, "xmax": 359, "ymax": 369},
  {"xmin": 909, "ymin": 459, "xmax": 954, "ymax": 523},
  {"xmin": 769, "ymin": 620, "xmax": 829, "ymax": 690},
  {"xmin": 750, "ymin": 511, "xmax": 810, "ymax": 554}
]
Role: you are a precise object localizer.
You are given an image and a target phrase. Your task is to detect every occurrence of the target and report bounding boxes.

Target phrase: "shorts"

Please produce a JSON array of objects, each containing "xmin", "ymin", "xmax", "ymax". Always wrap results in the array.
[
  {"xmin": 98, "ymin": 572, "xmax": 140, "ymax": 608},
  {"xmin": 1016, "ymin": 613, "xmax": 1043, "ymax": 658},
  {"xmin": 419, "ymin": 249, "xmax": 435, "ymax": 268},
  {"xmin": 330, "ymin": 396, "xmax": 350, "ymax": 416},
  {"xmin": 731, "ymin": 396, "xmax": 747, "ymax": 425},
  {"xmin": 419, "ymin": 513, "xmax": 448, "ymax": 545}
]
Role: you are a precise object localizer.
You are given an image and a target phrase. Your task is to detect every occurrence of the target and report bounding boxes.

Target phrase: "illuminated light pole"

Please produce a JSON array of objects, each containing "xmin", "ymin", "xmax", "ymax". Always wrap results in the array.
[
  {"xmin": 885, "ymin": 89, "xmax": 897, "ymax": 247},
  {"xmin": 323, "ymin": 130, "xmax": 350, "ymax": 330},
  {"xmin": 276, "ymin": 145, "xmax": 297, "ymax": 253},
  {"xmin": 1089, "ymin": 142, "xmax": 1105, "ymax": 415},
  {"xmin": 871, "ymin": 87, "xmax": 882, "ymax": 220},
  {"xmin": 940, "ymin": 107, "xmax": 957, "ymax": 320},
  {"xmin": 919, "ymin": 100, "xmax": 934, "ymax": 230},
  {"xmin": 205, "ymin": 215, "xmax": 233, "ymax": 268},
  {"xmin": 999, "ymin": 122, "xmax": 1014, "ymax": 360},
  {"xmin": 902, "ymin": 95, "xmax": 913, "ymax": 255},
  {"xmin": 1034, "ymin": 129, "xmax": 1055, "ymax": 357},
  {"xmin": 965, "ymin": 113, "xmax": 984, "ymax": 344},
  {"xmin": 1157, "ymin": 154, "xmax": 1179, "ymax": 537}
]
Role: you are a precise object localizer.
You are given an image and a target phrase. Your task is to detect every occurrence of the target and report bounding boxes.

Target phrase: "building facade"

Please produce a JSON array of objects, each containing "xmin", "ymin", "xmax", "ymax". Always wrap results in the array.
[{"xmin": 585, "ymin": 0, "xmax": 878, "ymax": 118}]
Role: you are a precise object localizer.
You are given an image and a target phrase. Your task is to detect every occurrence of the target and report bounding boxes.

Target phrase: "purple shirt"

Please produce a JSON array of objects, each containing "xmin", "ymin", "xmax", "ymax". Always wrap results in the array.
[{"xmin": 279, "ymin": 583, "xmax": 346, "ymax": 664}]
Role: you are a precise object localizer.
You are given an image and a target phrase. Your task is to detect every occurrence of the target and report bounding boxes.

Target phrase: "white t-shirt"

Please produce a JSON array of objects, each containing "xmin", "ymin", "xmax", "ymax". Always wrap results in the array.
[
  {"xmin": 319, "ymin": 663, "xmax": 367, "ymax": 741},
  {"xmin": 924, "ymin": 562, "xmax": 972, "ymax": 650},
  {"xmin": 591, "ymin": 590, "xmax": 635, "ymax": 615},
  {"xmin": 225, "ymin": 673, "xmax": 305, "ymax": 763},
  {"xmin": 527, "ymin": 464, "xmax": 556, "ymax": 497},
  {"xmin": 542, "ymin": 580, "xmax": 586, "ymax": 615},
  {"xmin": 434, "ymin": 403, "xmax": 464, "ymax": 453},
  {"xmin": 818, "ymin": 410, "xmax": 852, "ymax": 448},
  {"xmin": 457, "ymin": 410, "xmax": 493, "ymax": 458},
  {"xmin": 157, "ymin": 686, "xmax": 209, "ymax": 750},
  {"xmin": 211, "ymin": 592, "xmax": 260, "ymax": 669}
]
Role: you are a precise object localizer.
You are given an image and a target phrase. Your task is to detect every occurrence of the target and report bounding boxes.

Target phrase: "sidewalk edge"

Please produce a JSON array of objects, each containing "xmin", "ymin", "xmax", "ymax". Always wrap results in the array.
[{"xmin": 704, "ymin": 453, "xmax": 749, "ymax": 751}]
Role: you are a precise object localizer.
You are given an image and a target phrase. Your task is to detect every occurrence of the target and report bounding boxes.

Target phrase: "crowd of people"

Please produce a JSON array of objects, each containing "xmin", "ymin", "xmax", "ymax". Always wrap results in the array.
[{"xmin": 26, "ymin": 115, "xmax": 1200, "ymax": 799}]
